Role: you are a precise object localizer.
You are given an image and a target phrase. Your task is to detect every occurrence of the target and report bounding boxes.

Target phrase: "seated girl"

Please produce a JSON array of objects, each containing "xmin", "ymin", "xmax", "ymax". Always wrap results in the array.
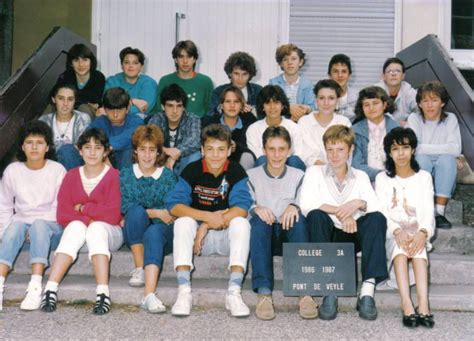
[
  {"xmin": 407, "ymin": 81, "xmax": 462, "ymax": 229},
  {"xmin": 246, "ymin": 85, "xmax": 305, "ymax": 171},
  {"xmin": 120, "ymin": 125, "xmax": 177, "ymax": 313},
  {"xmin": 40, "ymin": 83, "xmax": 91, "ymax": 170},
  {"xmin": 40, "ymin": 128, "xmax": 123, "ymax": 315},
  {"xmin": 352, "ymin": 86, "xmax": 398, "ymax": 182},
  {"xmin": 202, "ymin": 85, "xmax": 257, "ymax": 169},
  {"xmin": 0, "ymin": 121, "xmax": 66, "ymax": 311},
  {"xmin": 298, "ymin": 79, "xmax": 351, "ymax": 167},
  {"xmin": 53, "ymin": 43, "xmax": 105, "ymax": 118},
  {"xmin": 100, "ymin": 47, "xmax": 158, "ymax": 120},
  {"xmin": 375, "ymin": 127, "xmax": 435, "ymax": 328}
]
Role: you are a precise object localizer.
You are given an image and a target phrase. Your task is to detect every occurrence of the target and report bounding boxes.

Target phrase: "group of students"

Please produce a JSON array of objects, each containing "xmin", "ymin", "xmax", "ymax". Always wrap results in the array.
[{"xmin": 0, "ymin": 40, "xmax": 463, "ymax": 330}]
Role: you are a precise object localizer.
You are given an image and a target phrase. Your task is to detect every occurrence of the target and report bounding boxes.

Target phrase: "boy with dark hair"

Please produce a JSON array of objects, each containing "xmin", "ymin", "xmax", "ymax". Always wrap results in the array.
[
  {"xmin": 0, "ymin": 120, "xmax": 66, "ymax": 311},
  {"xmin": 165, "ymin": 124, "xmax": 252, "ymax": 318},
  {"xmin": 248, "ymin": 126, "xmax": 316, "ymax": 320},
  {"xmin": 90, "ymin": 87, "xmax": 143, "ymax": 170},
  {"xmin": 269, "ymin": 43, "xmax": 315, "ymax": 122},
  {"xmin": 375, "ymin": 57, "xmax": 417, "ymax": 124},
  {"xmin": 209, "ymin": 51, "xmax": 263, "ymax": 117},
  {"xmin": 148, "ymin": 84, "xmax": 201, "ymax": 174},
  {"xmin": 154, "ymin": 40, "xmax": 214, "ymax": 118},
  {"xmin": 299, "ymin": 124, "xmax": 388, "ymax": 321},
  {"xmin": 327, "ymin": 54, "xmax": 359, "ymax": 121}
]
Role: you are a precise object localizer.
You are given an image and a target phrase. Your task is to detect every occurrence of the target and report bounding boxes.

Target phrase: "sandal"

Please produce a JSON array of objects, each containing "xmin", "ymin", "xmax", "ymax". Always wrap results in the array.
[
  {"xmin": 40, "ymin": 290, "xmax": 58, "ymax": 312},
  {"xmin": 93, "ymin": 293, "xmax": 111, "ymax": 315}
]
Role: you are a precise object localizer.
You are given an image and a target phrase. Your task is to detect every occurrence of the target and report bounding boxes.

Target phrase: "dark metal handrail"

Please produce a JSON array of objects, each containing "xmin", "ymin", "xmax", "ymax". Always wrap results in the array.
[
  {"xmin": 0, "ymin": 26, "xmax": 95, "ymax": 164},
  {"xmin": 397, "ymin": 34, "xmax": 474, "ymax": 168}
]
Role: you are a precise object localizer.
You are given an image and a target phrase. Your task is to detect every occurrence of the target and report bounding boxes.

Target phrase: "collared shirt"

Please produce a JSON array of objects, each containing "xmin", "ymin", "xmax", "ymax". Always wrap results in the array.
[
  {"xmin": 367, "ymin": 118, "xmax": 386, "ymax": 171},
  {"xmin": 324, "ymin": 164, "xmax": 356, "ymax": 194},
  {"xmin": 220, "ymin": 115, "xmax": 243, "ymax": 131},
  {"xmin": 284, "ymin": 75, "xmax": 300, "ymax": 104},
  {"xmin": 132, "ymin": 163, "xmax": 164, "ymax": 180}
]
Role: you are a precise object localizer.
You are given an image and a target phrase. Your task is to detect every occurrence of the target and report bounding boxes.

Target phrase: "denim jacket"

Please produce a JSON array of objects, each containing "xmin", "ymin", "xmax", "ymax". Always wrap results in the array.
[
  {"xmin": 352, "ymin": 115, "xmax": 399, "ymax": 182},
  {"xmin": 269, "ymin": 74, "xmax": 316, "ymax": 110}
]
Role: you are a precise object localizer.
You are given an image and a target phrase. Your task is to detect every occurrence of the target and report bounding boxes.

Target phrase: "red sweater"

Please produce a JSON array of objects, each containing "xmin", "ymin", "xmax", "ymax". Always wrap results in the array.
[{"xmin": 57, "ymin": 166, "xmax": 122, "ymax": 227}]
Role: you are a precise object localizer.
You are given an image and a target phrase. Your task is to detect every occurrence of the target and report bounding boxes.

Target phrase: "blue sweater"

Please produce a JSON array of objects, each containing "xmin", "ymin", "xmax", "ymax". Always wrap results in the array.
[
  {"xmin": 269, "ymin": 74, "xmax": 315, "ymax": 110},
  {"xmin": 90, "ymin": 115, "xmax": 143, "ymax": 151},
  {"xmin": 105, "ymin": 73, "xmax": 158, "ymax": 117},
  {"xmin": 120, "ymin": 165, "xmax": 177, "ymax": 224},
  {"xmin": 352, "ymin": 115, "xmax": 399, "ymax": 182}
]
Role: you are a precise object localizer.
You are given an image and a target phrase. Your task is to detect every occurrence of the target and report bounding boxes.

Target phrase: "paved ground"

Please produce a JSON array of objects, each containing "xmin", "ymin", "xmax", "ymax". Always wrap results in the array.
[{"xmin": 1, "ymin": 301, "xmax": 472, "ymax": 339}]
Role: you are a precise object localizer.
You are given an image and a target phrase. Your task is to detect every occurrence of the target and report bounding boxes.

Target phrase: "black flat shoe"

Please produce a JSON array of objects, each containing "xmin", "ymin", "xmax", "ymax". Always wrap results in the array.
[
  {"xmin": 435, "ymin": 215, "xmax": 452, "ymax": 229},
  {"xmin": 402, "ymin": 314, "xmax": 419, "ymax": 328},
  {"xmin": 418, "ymin": 313, "xmax": 435, "ymax": 328}
]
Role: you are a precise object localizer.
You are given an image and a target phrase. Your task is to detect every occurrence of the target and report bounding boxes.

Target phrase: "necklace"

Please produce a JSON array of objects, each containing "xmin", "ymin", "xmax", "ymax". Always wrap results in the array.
[{"xmin": 55, "ymin": 114, "xmax": 74, "ymax": 138}]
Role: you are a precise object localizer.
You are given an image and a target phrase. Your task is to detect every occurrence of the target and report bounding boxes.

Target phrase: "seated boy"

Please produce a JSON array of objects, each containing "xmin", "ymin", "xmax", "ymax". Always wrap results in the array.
[
  {"xmin": 148, "ymin": 84, "xmax": 201, "ymax": 175},
  {"xmin": 90, "ymin": 87, "xmax": 143, "ymax": 169},
  {"xmin": 209, "ymin": 51, "xmax": 262, "ymax": 118},
  {"xmin": 247, "ymin": 126, "xmax": 315, "ymax": 320},
  {"xmin": 299, "ymin": 125, "xmax": 388, "ymax": 321},
  {"xmin": 165, "ymin": 124, "xmax": 252, "ymax": 318},
  {"xmin": 269, "ymin": 44, "xmax": 315, "ymax": 122},
  {"xmin": 327, "ymin": 54, "xmax": 359, "ymax": 121}
]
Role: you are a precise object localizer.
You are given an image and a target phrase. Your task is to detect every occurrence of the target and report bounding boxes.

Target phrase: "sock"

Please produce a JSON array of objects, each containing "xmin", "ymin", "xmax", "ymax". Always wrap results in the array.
[
  {"xmin": 96, "ymin": 284, "xmax": 109, "ymax": 297},
  {"xmin": 30, "ymin": 274, "xmax": 43, "ymax": 286},
  {"xmin": 228, "ymin": 272, "xmax": 244, "ymax": 293},
  {"xmin": 435, "ymin": 204, "xmax": 446, "ymax": 216},
  {"xmin": 257, "ymin": 287, "xmax": 272, "ymax": 296},
  {"xmin": 0, "ymin": 276, "xmax": 5, "ymax": 289},
  {"xmin": 177, "ymin": 270, "xmax": 191, "ymax": 290},
  {"xmin": 360, "ymin": 278, "xmax": 376, "ymax": 298},
  {"xmin": 44, "ymin": 281, "xmax": 59, "ymax": 293}
]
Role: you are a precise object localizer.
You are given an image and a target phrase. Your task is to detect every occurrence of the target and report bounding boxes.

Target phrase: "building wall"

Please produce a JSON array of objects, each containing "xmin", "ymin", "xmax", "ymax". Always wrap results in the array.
[
  {"xmin": 92, "ymin": 0, "xmax": 289, "ymax": 87},
  {"xmin": 400, "ymin": 0, "xmax": 443, "ymax": 50},
  {"xmin": 12, "ymin": 0, "xmax": 92, "ymax": 73}
]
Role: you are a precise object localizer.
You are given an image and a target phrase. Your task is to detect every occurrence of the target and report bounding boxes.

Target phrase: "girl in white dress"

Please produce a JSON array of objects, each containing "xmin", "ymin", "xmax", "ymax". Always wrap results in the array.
[{"xmin": 375, "ymin": 127, "xmax": 435, "ymax": 328}]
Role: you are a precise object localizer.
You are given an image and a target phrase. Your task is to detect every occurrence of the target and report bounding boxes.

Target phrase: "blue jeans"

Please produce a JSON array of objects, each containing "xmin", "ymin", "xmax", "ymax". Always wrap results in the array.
[
  {"xmin": 306, "ymin": 209, "xmax": 388, "ymax": 284},
  {"xmin": 255, "ymin": 155, "xmax": 306, "ymax": 171},
  {"xmin": 56, "ymin": 144, "xmax": 83, "ymax": 170},
  {"xmin": 123, "ymin": 205, "xmax": 173, "ymax": 267},
  {"xmin": 416, "ymin": 154, "xmax": 456, "ymax": 198},
  {"xmin": 112, "ymin": 148, "xmax": 133, "ymax": 170},
  {"xmin": 250, "ymin": 214, "xmax": 308, "ymax": 292},
  {"xmin": 0, "ymin": 220, "xmax": 63, "ymax": 268},
  {"xmin": 174, "ymin": 151, "xmax": 201, "ymax": 175}
]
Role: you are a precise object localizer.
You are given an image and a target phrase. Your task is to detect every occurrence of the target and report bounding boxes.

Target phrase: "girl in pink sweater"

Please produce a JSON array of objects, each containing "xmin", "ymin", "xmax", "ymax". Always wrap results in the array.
[{"xmin": 40, "ymin": 128, "xmax": 123, "ymax": 315}]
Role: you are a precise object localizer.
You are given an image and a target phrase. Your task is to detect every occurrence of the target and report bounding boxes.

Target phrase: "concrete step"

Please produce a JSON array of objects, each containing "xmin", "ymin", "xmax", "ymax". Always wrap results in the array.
[
  {"xmin": 10, "ymin": 251, "xmax": 473, "ymax": 285},
  {"xmin": 4, "ymin": 274, "xmax": 473, "ymax": 312},
  {"xmin": 431, "ymin": 225, "xmax": 474, "ymax": 254}
]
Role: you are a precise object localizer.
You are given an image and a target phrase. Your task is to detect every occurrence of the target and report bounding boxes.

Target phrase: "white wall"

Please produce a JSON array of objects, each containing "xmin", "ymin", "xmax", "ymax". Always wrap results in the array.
[
  {"xmin": 91, "ymin": 0, "xmax": 289, "ymax": 86},
  {"xmin": 400, "ymin": 0, "xmax": 473, "ymax": 69}
]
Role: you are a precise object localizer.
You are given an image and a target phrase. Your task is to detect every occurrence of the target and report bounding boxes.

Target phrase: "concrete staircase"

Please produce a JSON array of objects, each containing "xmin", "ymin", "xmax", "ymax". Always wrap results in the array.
[{"xmin": 4, "ymin": 225, "xmax": 474, "ymax": 312}]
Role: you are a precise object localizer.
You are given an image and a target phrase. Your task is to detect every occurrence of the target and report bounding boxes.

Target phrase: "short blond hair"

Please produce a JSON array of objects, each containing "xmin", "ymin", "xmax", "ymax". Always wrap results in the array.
[{"xmin": 323, "ymin": 125, "xmax": 355, "ymax": 148}]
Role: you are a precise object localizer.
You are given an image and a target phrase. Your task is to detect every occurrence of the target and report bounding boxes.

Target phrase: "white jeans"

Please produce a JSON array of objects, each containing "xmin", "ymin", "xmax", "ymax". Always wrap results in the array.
[
  {"xmin": 55, "ymin": 220, "xmax": 123, "ymax": 261},
  {"xmin": 173, "ymin": 216, "xmax": 250, "ymax": 271}
]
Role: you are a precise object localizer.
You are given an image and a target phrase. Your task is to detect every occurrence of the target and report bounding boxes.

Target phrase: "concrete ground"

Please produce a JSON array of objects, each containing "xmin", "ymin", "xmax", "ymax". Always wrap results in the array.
[{"xmin": 0, "ymin": 301, "xmax": 472, "ymax": 340}]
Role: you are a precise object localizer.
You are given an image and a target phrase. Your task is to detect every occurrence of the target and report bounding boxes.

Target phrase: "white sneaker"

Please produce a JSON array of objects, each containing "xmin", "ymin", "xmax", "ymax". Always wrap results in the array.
[
  {"xmin": 129, "ymin": 268, "xmax": 145, "ymax": 287},
  {"xmin": 141, "ymin": 293, "xmax": 166, "ymax": 314},
  {"xmin": 171, "ymin": 288, "xmax": 192, "ymax": 316},
  {"xmin": 225, "ymin": 290, "xmax": 250, "ymax": 317},
  {"xmin": 20, "ymin": 282, "xmax": 42, "ymax": 311}
]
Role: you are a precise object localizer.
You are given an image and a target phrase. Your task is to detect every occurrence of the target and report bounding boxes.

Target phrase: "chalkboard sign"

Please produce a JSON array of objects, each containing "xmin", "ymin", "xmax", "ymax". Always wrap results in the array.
[{"xmin": 283, "ymin": 243, "xmax": 356, "ymax": 296}]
